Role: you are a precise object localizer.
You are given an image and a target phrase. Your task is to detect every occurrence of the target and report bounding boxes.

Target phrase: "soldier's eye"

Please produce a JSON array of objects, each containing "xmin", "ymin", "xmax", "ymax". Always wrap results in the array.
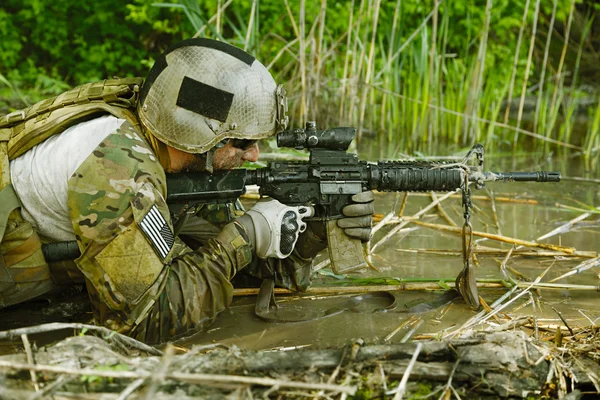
[{"xmin": 229, "ymin": 139, "xmax": 257, "ymax": 150}]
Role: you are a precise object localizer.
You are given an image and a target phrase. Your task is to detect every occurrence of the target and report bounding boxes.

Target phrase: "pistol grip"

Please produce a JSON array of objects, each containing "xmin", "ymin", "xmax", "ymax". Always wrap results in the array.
[{"xmin": 326, "ymin": 220, "xmax": 367, "ymax": 274}]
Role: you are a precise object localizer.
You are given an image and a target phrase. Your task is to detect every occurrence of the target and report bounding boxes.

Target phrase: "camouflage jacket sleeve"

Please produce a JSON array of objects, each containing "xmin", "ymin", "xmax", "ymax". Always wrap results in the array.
[
  {"xmin": 241, "ymin": 222, "xmax": 327, "ymax": 291},
  {"xmin": 181, "ymin": 203, "xmax": 326, "ymax": 292},
  {"xmin": 68, "ymin": 121, "xmax": 253, "ymax": 343}
]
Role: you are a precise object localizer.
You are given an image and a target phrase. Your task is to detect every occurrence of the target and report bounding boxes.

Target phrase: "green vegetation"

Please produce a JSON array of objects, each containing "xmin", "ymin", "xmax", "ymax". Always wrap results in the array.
[{"xmin": 1, "ymin": 0, "xmax": 599, "ymax": 159}]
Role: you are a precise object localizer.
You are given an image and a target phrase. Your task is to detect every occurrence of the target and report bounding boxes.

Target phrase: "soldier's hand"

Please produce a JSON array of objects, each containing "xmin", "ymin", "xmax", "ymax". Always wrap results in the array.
[
  {"xmin": 338, "ymin": 191, "xmax": 374, "ymax": 242},
  {"xmin": 238, "ymin": 198, "xmax": 314, "ymax": 259}
]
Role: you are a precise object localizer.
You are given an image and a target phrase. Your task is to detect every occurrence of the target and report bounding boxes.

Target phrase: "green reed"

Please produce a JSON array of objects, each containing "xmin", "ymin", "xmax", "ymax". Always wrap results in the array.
[{"xmin": 170, "ymin": 0, "xmax": 593, "ymax": 159}]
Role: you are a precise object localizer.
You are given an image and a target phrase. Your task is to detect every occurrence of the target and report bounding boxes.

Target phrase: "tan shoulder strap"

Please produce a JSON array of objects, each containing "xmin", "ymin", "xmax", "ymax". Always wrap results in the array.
[{"xmin": 0, "ymin": 78, "xmax": 143, "ymax": 160}]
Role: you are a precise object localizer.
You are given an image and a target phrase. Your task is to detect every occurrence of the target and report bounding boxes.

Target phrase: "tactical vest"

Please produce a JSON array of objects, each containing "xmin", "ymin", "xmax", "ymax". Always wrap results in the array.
[{"xmin": 0, "ymin": 78, "xmax": 143, "ymax": 308}]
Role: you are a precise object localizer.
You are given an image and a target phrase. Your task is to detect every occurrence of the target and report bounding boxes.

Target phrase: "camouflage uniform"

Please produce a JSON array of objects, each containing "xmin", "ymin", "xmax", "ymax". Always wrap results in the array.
[{"xmin": 67, "ymin": 119, "xmax": 318, "ymax": 343}]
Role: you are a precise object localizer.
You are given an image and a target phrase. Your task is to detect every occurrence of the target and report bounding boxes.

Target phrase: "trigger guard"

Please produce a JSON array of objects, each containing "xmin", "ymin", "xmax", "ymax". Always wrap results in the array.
[{"xmin": 298, "ymin": 220, "xmax": 307, "ymax": 233}]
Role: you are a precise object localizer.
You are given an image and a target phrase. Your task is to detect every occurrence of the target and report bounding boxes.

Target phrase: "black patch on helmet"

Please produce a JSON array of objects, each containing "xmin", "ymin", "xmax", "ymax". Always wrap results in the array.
[
  {"xmin": 176, "ymin": 76, "xmax": 233, "ymax": 122},
  {"xmin": 139, "ymin": 55, "xmax": 168, "ymax": 104},
  {"xmin": 140, "ymin": 38, "xmax": 253, "ymax": 106}
]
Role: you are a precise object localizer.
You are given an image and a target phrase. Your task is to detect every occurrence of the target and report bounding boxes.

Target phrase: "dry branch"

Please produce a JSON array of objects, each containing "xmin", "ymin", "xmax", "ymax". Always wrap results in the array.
[
  {"xmin": 411, "ymin": 220, "xmax": 576, "ymax": 253},
  {"xmin": 0, "ymin": 359, "xmax": 357, "ymax": 395},
  {"xmin": 0, "ymin": 323, "xmax": 162, "ymax": 356},
  {"xmin": 395, "ymin": 248, "xmax": 597, "ymax": 258}
]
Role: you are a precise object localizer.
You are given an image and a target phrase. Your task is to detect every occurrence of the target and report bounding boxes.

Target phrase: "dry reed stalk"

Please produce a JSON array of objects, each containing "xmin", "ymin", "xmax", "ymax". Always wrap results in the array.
[
  {"xmin": 520, "ymin": 208, "xmax": 600, "ymax": 251},
  {"xmin": 550, "ymin": 0, "xmax": 575, "ymax": 115},
  {"xmin": 372, "ymin": 211, "xmax": 397, "ymax": 235},
  {"xmin": 439, "ymin": 359, "xmax": 461, "ymax": 400},
  {"xmin": 193, "ymin": 0, "xmax": 233, "ymax": 38},
  {"xmin": 303, "ymin": 6, "xmax": 330, "ymax": 123},
  {"xmin": 232, "ymin": 282, "xmax": 507, "ymax": 297},
  {"xmin": 496, "ymin": 258, "xmax": 534, "ymax": 282},
  {"xmin": 384, "ymin": 316, "xmax": 419, "ymax": 342},
  {"xmin": 314, "ymin": 0, "xmax": 327, "ymax": 121},
  {"xmin": 499, "ymin": 246, "xmax": 515, "ymax": 281},
  {"xmin": 431, "ymin": 191, "xmax": 457, "ymax": 227},
  {"xmin": 243, "ymin": 0, "xmax": 257, "ymax": 52},
  {"xmin": 266, "ymin": 37, "xmax": 300, "ymax": 70},
  {"xmin": 555, "ymin": 203, "xmax": 600, "ymax": 214},
  {"xmin": 0, "ymin": 360, "xmax": 358, "ymax": 395},
  {"xmin": 395, "ymin": 248, "xmax": 597, "ymax": 258},
  {"xmin": 452, "ymin": 264, "xmax": 553, "ymax": 336},
  {"xmin": 350, "ymin": 0, "xmax": 369, "ymax": 127},
  {"xmin": 463, "ymin": 0, "xmax": 492, "ymax": 143},
  {"xmin": 515, "ymin": 0, "xmax": 541, "ymax": 146},
  {"xmin": 356, "ymin": 0, "xmax": 382, "ymax": 142},
  {"xmin": 411, "ymin": 220, "xmax": 576, "ymax": 254},
  {"xmin": 503, "ymin": 0, "xmax": 531, "ymax": 123},
  {"xmin": 528, "ymin": 323, "xmax": 595, "ymax": 334},
  {"xmin": 486, "ymin": 189, "xmax": 502, "ymax": 234},
  {"xmin": 116, "ymin": 379, "xmax": 146, "ymax": 400},
  {"xmin": 426, "ymin": 0, "xmax": 440, "ymax": 149},
  {"xmin": 394, "ymin": 191, "xmax": 539, "ymax": 205},
  {"xmin": 444, "ymin": 285, "xmax": 519, "ymax": 339},
  {"xmin": 348, "ymin": 0, "xmax": 368, "ymax": 125},
  {"xmin": 371, "ymin": 190, "xmax": 459, "ymax": 253},
  {"xmin": 429, "ymin": 1, "xmax": 438, "ymax": 89},
  {"xmin": 143, "ymin": 345, "xmax": 176, "ymax": 400},
  {"xmin": 282, "ymin": 1, "xmax": 301, "ymax": 38},
  {"xmin": 375, "ymin": 0, "xmax": 444, "ymax": 80},
  {"xmin": 338, "ymin": 0, "xmax": 356, "ymax": 124},
  {"xmin": 29, "ymin": 375, "xmax": 75, "ymax": 400},
  {"xmin": 398, "ymin": 192, "xmax": 409, "ymax": 216},
  {"xmin": 379, "ymin": 0, "xmax": 402, "ymax": 143},
  {"xmin": 399, "ymin": 320, "xmax": 424, "ymax": 344},
  {"xmin": 299, "ymin": 0, "xmax": 307, "ymax": 124},
  {"xmin": 390, "ymin": 342, "xmax": 423, "ymax": 400},
  {"xmin": 370, "ymin": 193, "xmax": 411, "ymax": 248},
  {"xmin": 0, "ymin": 323, "xmax": 162, "ymax": 356},
  {"xmin": 552, "ymin": 307, "xmax": 575, "ymax": 336},
  {"xmin": 21, "ymin": 334, "xmax": 40, "ymax": 392},
  {"xmin": 550, "ymin": 257, "xmax": 600, "ymax": 282},
  {"xmin": 533, "ymin": 0, "xmax": 558, "ymax": 132},
  {"xmin": 479, "ymin": 296, "xmax": 504, "ymax": 324},
  {"xmin": 515, "ymin": 280, "xmax": 600, "ymax": 292},
  {"xmin": 216, "ymin": 0, "xmax": 222, "ymax": 36}
]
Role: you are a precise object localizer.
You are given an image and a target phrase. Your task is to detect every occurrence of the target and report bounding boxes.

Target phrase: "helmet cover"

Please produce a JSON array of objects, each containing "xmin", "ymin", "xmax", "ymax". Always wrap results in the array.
[{"xmin": 138, "ymin": 38, "xmax": 287, "ymax": 154}]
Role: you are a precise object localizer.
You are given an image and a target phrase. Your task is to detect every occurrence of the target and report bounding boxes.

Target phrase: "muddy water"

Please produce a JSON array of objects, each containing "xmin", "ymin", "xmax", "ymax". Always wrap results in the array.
[{"xmin": 180, "ymin": 154, "xmax": 600, "ymax": 350}]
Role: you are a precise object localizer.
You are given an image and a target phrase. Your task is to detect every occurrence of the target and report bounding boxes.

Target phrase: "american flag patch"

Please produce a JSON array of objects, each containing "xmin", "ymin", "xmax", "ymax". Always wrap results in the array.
[{"xmin": 139, "ymin": 205, "xmax": 174, "ymax": 261}]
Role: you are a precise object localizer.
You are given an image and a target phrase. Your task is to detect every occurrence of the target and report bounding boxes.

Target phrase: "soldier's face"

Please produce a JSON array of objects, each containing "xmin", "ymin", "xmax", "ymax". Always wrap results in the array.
[
  {"xmin": 212, "ymin": 140, "xmax": 260, "ymax": 170},
  {"xmin": 165, "ymin": 140, "xmax": 260, "ymax": 172}
]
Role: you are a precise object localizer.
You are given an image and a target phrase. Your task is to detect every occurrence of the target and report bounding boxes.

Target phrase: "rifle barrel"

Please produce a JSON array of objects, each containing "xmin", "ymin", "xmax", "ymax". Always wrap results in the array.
[{"xmin": 480, "ymin": 171, "xmax": 561, "ymax": 183}]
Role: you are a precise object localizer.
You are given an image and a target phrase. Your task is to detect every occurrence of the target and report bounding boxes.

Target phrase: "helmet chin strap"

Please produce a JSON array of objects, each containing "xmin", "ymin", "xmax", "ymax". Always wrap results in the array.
[
  {"xmin": 192, "ymin": 149, "xmax": 216, "ymax": 173},
  {"xmin": 141, "ymin": 125, "xmax": 171, "ymax": 170}
]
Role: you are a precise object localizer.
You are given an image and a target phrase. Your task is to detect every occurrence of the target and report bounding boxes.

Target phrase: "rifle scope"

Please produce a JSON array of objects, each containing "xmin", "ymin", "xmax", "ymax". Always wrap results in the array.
[{"xmin": 277, "ymin": 122, "xmax": 355, "ymax": 151}]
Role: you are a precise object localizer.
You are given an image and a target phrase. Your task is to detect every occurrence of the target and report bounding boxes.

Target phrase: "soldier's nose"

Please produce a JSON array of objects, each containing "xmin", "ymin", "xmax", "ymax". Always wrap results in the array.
[{"xmin": 242, "ymin": 144, "xmax": 259, "ymax": 162}]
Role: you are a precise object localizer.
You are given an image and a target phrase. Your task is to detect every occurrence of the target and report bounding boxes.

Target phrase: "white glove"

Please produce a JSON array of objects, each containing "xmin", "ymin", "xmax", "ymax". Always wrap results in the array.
[{"xmin": 238, "ymin": 198, "xmax": 314, "ymax": 259}]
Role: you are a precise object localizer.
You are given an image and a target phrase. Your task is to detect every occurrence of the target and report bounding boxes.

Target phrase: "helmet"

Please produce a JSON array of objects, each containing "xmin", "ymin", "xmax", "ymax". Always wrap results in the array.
[{"xmin": 138, "ymin": 38, "xmax": 288, "ymax": 154}]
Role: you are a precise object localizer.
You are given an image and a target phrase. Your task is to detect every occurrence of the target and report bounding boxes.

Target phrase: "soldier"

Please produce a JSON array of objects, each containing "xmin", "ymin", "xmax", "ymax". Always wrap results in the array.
[{"xmin": 0, "ymin": 38, "xmax": 374, "ymax": 343}]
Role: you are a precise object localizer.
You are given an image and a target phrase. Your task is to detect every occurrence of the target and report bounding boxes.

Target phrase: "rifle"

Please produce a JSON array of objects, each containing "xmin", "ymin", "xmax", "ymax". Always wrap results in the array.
[
  {"xmin": 167, "ymin": 122, "xmax": 560, "ymax": 271},
  {"xmin": 43, "ymin": 122, "xmax": 560, "ymax": 308}
]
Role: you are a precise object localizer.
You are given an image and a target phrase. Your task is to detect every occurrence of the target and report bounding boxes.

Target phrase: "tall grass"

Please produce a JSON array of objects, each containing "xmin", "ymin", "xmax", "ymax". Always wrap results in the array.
[{"xmin": 171, "ymin": 0, "xmax": 594, "ymax": 158}]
